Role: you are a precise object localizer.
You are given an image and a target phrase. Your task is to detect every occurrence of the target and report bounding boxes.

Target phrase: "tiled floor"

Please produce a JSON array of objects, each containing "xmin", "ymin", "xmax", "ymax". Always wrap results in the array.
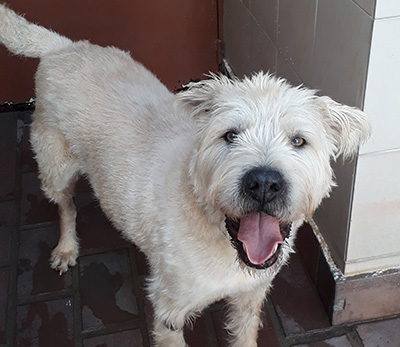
[{"xmin": 1, "ymin": 109, "xmax": 399, "ymax": 347}]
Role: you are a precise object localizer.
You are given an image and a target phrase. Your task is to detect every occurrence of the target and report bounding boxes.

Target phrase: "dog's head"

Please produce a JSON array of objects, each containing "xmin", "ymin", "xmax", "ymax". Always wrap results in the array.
[{"xmin": 177, "ymin": 73, "xmax": 370, "ymax": 270}]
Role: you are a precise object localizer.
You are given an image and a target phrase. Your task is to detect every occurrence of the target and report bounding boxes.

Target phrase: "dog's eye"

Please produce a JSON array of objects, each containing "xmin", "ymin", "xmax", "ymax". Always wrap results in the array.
[
  {"xmin": 224, "ymin": 131, "xmax": 238, "ymax": 144},
  {"xmin": 291, "ymin": 136, "xmax": 306, "ymax": 147}
]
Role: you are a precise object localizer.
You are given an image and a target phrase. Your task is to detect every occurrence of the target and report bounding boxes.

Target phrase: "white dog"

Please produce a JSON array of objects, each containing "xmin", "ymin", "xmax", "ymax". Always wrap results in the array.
[{"xmin": 0, "ymin": 5, "xmax": 370, "ymax": 346}]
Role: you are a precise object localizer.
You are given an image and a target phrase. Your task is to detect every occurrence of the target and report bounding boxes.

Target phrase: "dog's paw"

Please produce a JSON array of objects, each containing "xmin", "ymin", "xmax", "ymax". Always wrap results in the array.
[{"xmin": 50, "ymin": 247, "xmax": 78, "ymax": 275}]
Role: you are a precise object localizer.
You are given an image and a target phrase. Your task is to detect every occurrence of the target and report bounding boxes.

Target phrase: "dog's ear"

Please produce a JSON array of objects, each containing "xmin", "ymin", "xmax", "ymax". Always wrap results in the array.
[
  {"xmin": 317, "ymin": 96, "xmax": 371, "ymax": 160},
  {"xmin": 176, "ymin": 74, "xmax": 232, "ymax": 116}
]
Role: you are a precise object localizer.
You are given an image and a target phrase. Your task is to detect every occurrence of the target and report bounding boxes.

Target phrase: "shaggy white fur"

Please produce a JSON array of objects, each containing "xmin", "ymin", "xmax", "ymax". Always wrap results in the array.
[{"xmin": 0, "ymin": 4, "xmax": 370, "ymax": 346}]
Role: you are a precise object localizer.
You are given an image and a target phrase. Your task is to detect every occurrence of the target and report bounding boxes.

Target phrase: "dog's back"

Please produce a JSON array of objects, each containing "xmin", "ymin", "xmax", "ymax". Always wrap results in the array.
[{"xmin": 0, "ymin": 3, "xmax": 187, "ymax": 244}]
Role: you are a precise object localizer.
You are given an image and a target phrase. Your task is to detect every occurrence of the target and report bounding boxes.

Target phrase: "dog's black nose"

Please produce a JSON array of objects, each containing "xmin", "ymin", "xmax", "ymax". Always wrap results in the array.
[{"xmin": 243, "ymin": 168, "xmax": 284, "ymax": 203}]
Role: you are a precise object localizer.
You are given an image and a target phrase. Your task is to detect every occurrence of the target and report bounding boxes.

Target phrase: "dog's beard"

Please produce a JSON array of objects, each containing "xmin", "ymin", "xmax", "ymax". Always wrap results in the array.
[{"xmin": 225, "ymin": 214, "xmax": 291, "ymax": 270}]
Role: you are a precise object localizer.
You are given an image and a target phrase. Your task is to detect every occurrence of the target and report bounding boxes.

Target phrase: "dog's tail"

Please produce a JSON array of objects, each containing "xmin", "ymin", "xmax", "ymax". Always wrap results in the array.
[{"xmin": 0, "ymin": 4, "xmax": 72, "ymax": 58}]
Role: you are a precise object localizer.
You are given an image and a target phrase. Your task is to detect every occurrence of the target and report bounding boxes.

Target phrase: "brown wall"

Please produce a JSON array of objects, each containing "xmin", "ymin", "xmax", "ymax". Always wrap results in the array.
[{"xmin": 0, "ymin": 0, "xmax": 222, "ymax": 103}]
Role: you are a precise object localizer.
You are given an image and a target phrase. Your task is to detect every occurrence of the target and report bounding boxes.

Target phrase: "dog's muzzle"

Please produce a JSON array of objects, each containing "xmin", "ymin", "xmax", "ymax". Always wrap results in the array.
[
  {"xmin": 242, "ymin": 167, "xmax": 286, "ymax": 207},
  {"xmin": 226, "ymin": 167, "xmax": 290, "ymax": 269}
]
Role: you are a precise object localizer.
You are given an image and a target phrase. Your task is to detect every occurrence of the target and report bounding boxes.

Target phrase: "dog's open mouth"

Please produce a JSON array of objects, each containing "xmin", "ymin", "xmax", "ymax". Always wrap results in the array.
[{"xmin": 225, "ymin": 213, "xmax": 291, "ymax": 270}]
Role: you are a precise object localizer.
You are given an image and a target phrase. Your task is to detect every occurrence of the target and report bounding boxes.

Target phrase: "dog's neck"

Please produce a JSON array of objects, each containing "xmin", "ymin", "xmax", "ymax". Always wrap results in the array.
[{"xmin": 181, "ymin": 164, "xmax": 226, "ymax": 234}]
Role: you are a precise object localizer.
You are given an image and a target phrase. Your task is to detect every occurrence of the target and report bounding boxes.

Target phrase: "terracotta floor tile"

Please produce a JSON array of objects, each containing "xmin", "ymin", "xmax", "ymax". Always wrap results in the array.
[
  {"xmin": 211, "ymin": 307, "xmax": 228, "ymax": 347},
  {"xmin": 83, "ymin": 329, "xmax": 144, "ymax": 347},
  {"xmin": 256, "ymin": 302, "xmax": 281, "ymax": 347},
  {"xmin": 75, "ymin": 176, "xmax": 92, "ymax": 193},
  {"xmin": 21, "ymin": 110, "xmax": 33, "ymax": 125},
  {"xmin": 134, "ymin": 246, "xmax": 150, "ymax": 277},
  {"xmin": 0, "ymin": 267, "xmax": 9, "ymax": 345},
  {"xmin": 17, "ymin": 226, "xmax": 72, "ymax": 299},
  {"xmin": 294, "ymin": 334, "xmax": 353, "ymax": 347},
  {"xmin": 270, "ymin": 252, "xmax": 330, "ymax": 336},
  {"xmin": 141, "ymin": 284, "xmax": 220, "ymax": 347},
  {"xmin": 2, "ymin": 108, "xmax": 398, "ymax": 347},
  {"xmin": 0, "ymin": 149, "xmax": 16, "ymax": 200},
  {"xmin": 295, "ymin": 223, "xmax": 320, "ymax": 281},
  {"xmin": 0, "ymin": 113, "xmax": 18, "ymax": 150},
  {"xmin": 184, "ymin": 315, "xmax": 214, "ymax": 347},
  {"xmin": 315, "ymin": 251, "xmax": 336, "ymax": 317},
  {"xmin": 357, "ymin": 316, "xmax": 400, "ymax": 347},
  {"xmin": 139, "ymin": 281, "xmax": 154, "ymax": 344},
  {"xmin": 79, "ymin": 250, "xmax": 139, "ymax": 331},
  {"xmin": 75, "ymin": 193, "xmax": 129, "ymax": 252},
  {"xmin": 211, "ymin": 301, "xmax": 280, "ymax": 347},
  {"xmin": 20, "ymin": 125, "xmax": 37, "ymax": 173},
  {"xmin": 20, "ymin": 172, "xmax": 58, "ymax": 226},
  {"xmin": 0, "ymin": 201, "xmax": 14, "ymax": 266},
  {"xmin": 15, "ymin": 298, "xmax": 74, "ymax": 347}
]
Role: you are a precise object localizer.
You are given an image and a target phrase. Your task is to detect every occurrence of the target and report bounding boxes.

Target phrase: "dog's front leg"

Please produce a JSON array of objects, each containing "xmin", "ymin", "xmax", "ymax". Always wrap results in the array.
[
  {"xmin": 149, "ymin": 287, "xmax": 189, "ymax": 347},
  {"xmin": 226, "ymin": 288, "xmax": 267, "ymax": 347},
  {"xmin": 152, "ymin": 318, "xmax": 187, "ymax": 347}
]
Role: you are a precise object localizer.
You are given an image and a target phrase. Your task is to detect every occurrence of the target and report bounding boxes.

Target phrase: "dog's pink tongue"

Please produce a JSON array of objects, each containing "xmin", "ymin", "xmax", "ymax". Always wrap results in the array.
[{"xmin": 237, "ymin": 213, "xmax": 282, "ymax": 265}]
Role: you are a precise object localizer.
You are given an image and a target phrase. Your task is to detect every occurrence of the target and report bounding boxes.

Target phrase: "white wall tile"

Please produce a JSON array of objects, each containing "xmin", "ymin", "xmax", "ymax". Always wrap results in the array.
[
  {"xmin": 345, "ymin": 254, "xmax": 400, "ymax": 274},
  {"xmin": 346, "ymin": 150, "xmax": 400, "ymax": 274},
  {"xmin": 360, "ymin": 16, "xmax": 400, "ymax": 154},
  {"xmin": 311, "ymin": 0, "xmax": 373, "ymax": 274},
  {"xmin": 375, "ymin": 0, "xmax": 400, "ymax": 19}
]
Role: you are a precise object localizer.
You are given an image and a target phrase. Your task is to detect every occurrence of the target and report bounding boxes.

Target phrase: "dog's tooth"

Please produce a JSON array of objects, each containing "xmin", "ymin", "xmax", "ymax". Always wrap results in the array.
[{"xmin": 272, "ymin": 243, "xmax": 279, "ymax": 255}]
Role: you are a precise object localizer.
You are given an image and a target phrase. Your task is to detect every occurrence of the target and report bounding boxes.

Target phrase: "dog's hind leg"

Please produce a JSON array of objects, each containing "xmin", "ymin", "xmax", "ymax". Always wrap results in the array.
[
  {"xmin": 226, "ymin": 288, "xmax": 267, "ymax": 347},
  {"xmin": 49, "ymin": 180, "xmax": 80, "ymax": 275},
  {"xmin": 31, "ymin": 117, "xmax": 81, "ymax": 274}
]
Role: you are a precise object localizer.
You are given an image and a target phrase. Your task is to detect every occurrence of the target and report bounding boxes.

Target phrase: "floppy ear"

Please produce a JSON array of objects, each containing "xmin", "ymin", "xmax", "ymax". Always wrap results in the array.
[
  {"xmin": 317, "ymin": 96, "xmax": 371, "ymax": 160},
  {"xmin": 176, "ymin": 74, "xmax": 232, "ymax": 116}
]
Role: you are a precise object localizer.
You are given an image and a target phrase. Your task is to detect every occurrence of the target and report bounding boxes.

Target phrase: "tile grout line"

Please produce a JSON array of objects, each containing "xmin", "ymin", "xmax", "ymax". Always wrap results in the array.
[
  {"xmin": 202, "ymin": 308, "xmax": 220, "ymax": 347},
  {"xmin": 283, "ymin": 326, "xmax": 356, "ymax": 346},
  {"xmin": 73, "ymin": 242, "xmax": 83, "ymax": 346},
  {"xmin": 347, "ymin": 328, "xmax": 365, "ymax": 347},
  {"xmin": 267, "ymin": 289, "xmax": 363, "ymax": 346},
  {"xmin": 129, "ymin": 246, "xmax": 151, "ymax": 347},
  {"xmin": 19, "ymin": 221, "xmax": 58, "ymax": 232},
  {"xmin": 5, "ymin": 112, "xmax": 25, "ymax": 346},
  {"xmin": 80, "ymin": 320, "xmax": 143, "ymax": 340},
  {"xmin": 265, "ymin": 296, "xmax": 288, "ymax": 347},
  {"xmin": 16, "ymin": 289, "xmax": 73, "ymax": 306}
]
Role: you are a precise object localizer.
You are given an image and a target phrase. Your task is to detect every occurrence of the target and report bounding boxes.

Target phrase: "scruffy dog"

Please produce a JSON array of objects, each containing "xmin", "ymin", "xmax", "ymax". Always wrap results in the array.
[{"xmin": 0, "ymin": 5, "xmax": 370, "ymax": 346}]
